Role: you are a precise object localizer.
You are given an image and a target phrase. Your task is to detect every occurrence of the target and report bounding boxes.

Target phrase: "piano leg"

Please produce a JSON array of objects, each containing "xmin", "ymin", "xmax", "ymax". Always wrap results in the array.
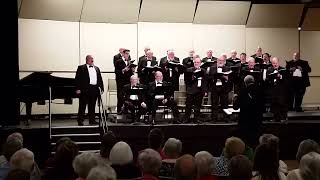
[{"xmin": 25, "ymin": 101, "xmax": 32, "ymax": 126}]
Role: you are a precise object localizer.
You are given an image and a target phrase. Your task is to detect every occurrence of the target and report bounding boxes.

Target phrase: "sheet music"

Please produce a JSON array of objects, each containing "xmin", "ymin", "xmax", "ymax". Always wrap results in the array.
[
  {"xmin": 293, "ymin": 69, "xmax": 302, "ymax": 77},
  {"xmin": 155, "ymin": 95, "xmax": 165, "ymax": 100},
  {"xmin": 129, "ymin": 95, "xmax": 138, "ymax": 101},
  {"xmin": 216, "ymin": 79, "xmax": 222, "ymax": 86}
]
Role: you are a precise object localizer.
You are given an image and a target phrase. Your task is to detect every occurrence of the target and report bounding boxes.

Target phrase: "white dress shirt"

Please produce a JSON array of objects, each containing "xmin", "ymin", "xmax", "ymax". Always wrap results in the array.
[{"xmin": 87, "ymin": 64, "xmax": 97, "ymax": 85}]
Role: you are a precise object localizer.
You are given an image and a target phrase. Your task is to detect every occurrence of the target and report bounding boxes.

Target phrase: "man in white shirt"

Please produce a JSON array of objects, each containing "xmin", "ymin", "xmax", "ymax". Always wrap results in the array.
[{"xmin": 75, "ymin": 55, "xmax": 104, "ymax": 126}]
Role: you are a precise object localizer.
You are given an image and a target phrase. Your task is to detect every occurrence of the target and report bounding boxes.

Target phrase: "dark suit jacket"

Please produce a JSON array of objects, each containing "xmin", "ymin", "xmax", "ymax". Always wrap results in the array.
[
  {"xmin": 202, "ymin": 56, "xmax": 217, "ymax": 63},
  {"xmin": 148, "ymin": 81, "xmax": 173, "ymax": 100},
  {"xmin": 286, "ymin": 59, "xmax": 311, "ymax": 87},
  {"xmin": 207, "ymin": 65, "xmax": 232, "ymax": 91},
  {"xmin": 159, "ymin": 56, "xmax": 182, "ymax": 91},
  {"xmin": 184, "ymin": 67, "xmax": 207, "ymax": 95},
  {"xmin": 138, "ymin": 58, "xmax": 158, "ymax": 84},
  {"xmin": 121, "ymin": 84, "xmax": 146, "ymax": 104},
  {"xmin": 113, "ymin": 53, "xmax": 122, "ymax": 66},
  {"xmin": 75, "ymin": 64, "xmax": 104, "ymax": 92},
  {"xmin": 226, "ymin": 58, "xmax": 240, "ymax": 66},
  {"xmin": 251, "ymin": 54, "xmax": 263, "ymax": 64},
  {"xmin": 114, "ymin": 59, "xmax": 134, "ymax": 88},
  {"xmin": 182, "ymin": 57, "xmax": 194, "ymax": 69},
  {"xmin": 138, "ymin": 55, "xmax": 156, "ymax": 64}
]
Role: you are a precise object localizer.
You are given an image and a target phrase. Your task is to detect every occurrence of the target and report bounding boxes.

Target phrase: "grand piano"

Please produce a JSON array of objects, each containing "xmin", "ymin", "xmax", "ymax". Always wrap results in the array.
[{"xmin": 18, "ymin": 72, "xmax": 77, "ymax": 123}]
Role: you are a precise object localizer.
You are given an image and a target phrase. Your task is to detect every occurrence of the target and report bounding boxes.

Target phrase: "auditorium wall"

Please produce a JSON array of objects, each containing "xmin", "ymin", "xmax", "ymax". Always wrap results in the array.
[{"xmin": 18, "ymin": 18, "xmax": 320, "ymax": 114}]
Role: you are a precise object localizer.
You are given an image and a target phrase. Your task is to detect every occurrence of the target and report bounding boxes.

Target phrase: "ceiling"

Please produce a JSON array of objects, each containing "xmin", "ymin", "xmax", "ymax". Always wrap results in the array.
[{"xmin": 18, "ymin": 0, "xmax": 320, "ymax": 30}]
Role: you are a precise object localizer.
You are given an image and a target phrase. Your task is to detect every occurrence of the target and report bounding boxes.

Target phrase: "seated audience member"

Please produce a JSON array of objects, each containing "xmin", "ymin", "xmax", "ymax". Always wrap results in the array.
[
  {"xmin": 215, "ymin": 137, "xmax": 245, "ymax": 176},
  {"xmin": 43, "ymin": 138, "xmax": 79, "ymax": 180},
  {"xmin": 229, "ymin": 155, "xmax": 252, "ymax": 180},
  {"xmin": 194, "ymin": 151, "xmax": 217, "ymax": 180},
  {"xmin": 159, "ymin": 138, "xmax": 182, "ymax": 177},
  {"xmin": 174, "ymin": 154, "xmax": 197, "ymax": 180},
  {"xmin": 259, "ymin": 134, "xmax": 288, "ymax": 175},
  {"xmin": 98, "ymin": 131, "xmax": 117, "ymax": 166},
  {"xmin": 10, "ymin": 148, "xmax": 41, "ymax": 180},
  {"xmin": 86, "ymin": 165, "xmax": 117, "ymax": 180},
  {"xmin": 295, "ymin": 139, "xmax": 320, "ymax": 163},
  {"xmin": 252, "ymin": 143, "xmax": 286, "ymax": 180},
  {"xmin": 72, "ymin": 152, "xmax": 100, "ymax": 180},
  {"xmin": 138, "ymin": 148, "xmax": 162, "ymax": 180},
  {"xmin": 148, "ymin": 128, "xmax": 165, "ymax": 159},
  {"xmin": 0, "ymin": 133, "xmax": 23, "ymax": 167},
  {"xmin": 109, "ymin": 141, "xmax": 141, "ymax": 179},
  {"xmin": 4, "ymin": 169, "xmax": 30, "ymax": 180},
  {"xmin": 0, "ymin": 139, "xmax": 23, "ymax": 179},
  {"xmin": 287, "ymin": 152, "xmax": 320, "ymax": 180}
]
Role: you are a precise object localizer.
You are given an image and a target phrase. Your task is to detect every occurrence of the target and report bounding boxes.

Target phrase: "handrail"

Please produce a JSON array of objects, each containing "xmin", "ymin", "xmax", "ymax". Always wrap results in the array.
[{"xmin": 49, "ymin": 86, "xmax": 52, "ymax": 139}]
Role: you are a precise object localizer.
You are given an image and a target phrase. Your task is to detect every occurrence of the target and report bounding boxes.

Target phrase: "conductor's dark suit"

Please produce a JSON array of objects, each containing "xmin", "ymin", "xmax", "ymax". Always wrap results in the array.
[
  {"xmin": 115, "ymin": 58, "xmax": 135, "ymax": 113},
  {"xmin": 75, "ymin": 64, "xmax": 104, "ymax": 124}
]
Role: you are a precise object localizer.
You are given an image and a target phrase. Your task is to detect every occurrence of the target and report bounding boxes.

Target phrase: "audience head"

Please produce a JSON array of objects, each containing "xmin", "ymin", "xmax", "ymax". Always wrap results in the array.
[
  {"xmin": 193, "ymin": 57, "xmax": 201, "ymax": 69},
  {"xmin": 167, "ymin": 49, "xmax": 175, "ymax": 59},
  {"xmin": 130, "ymin": 75, "xmax": 139, "ymax": 86},
  {"xmin": 123, "ymin": 49, "xmax": 130, "ymax": 60},
  {"xmin": 263, "ymin": 53, "xmax": 271, "ymax": 62},
  {"xmin": 174, "ymin": 154, "xmax": 197, "ymax": 180},
  {"xmin": 146, "ymin": 50, "xmax": 154, "ymax": 59},
  {"xmin": 229, "ymin": 155, "xmax": 252, "ymax": 180},
  {"xmin": 189, "ymin": 50, "xmax": 195, "ymax": 57},
  {"xmin": 6, "ymin": 132, "xmax": 23, "ymax": 145},
  {"xmin": 138, "ymin": 148, "xmax": 162, "ymax": 176},
  {"xmin": 73, "ymin": 152, "xmax": 100, "ymax": 179},
  {"xmin": 271, "ymin": 57, "xmax": 280, "ymax": 69},
  {"xmin": 259, "ymin": 134, "xmax": 279, "ymax": 150},
  {"xmin": 109, "ymin": 141, "xmax": 133, "ymax": 165},
  {"xmin": 231, "ymin": 50, "xmax": 237, "ymax": 58},
  {"xmin": 244, "ymin": 75, "xmax": 255, "ymax": 87},
  {"xmin": 155, "ymin": 71, "xmax": 163, "ymax": 82},
  {"xmin": 296, "ymin": 139, "xmax": 320, "ymax": 163},
  {"xmin": 144, "ymin": 46, "xmax": 151, "ymax": 54},
  {"xmin": 86, "ymin": 55, "xmax": 94, "ymax": 65},
  {"xmin": 299, "ymin": 152, "xmax": 320, "ymax": 180},
  {"xmin": 293, "ymin": 52, "xmax": 300, "ymax": 61},
  {"xmin": 10, "ymin": 148, "xmax": 35, "ymax": 173},
  {"xmin": 3, "ymin": 139, "xmax": 23, "ymax": 161},
  {"xmin": 240, "ymin": 53, "xmax": 247, "ymax": 63},
  {"xmin": 253, "ymin": 143, "xmax": 279, "ymax": 178},
  {"xmin": 86, "ymin": 165, "xmax": 117, "ymax": 180},
  {"xmin": 148, "ymin": 128, "xmax": 164, "ymax": 151},
  {"xmin": 55, "ymin": 138, "xmax": 79, "ymax": 166},
  {"xmin": 194, "ymin": 151, "xmax": 216, "ymax": 176},
  {"xmin": 163, "ymin": 138, "xmax": 182, "ymax": 159},
  {"xmin": 247, "ymin": 57, "xmax": 255, "ymax": 68},
  {"xmin": 224, "ymin": 137, "xmax": 245, "ymax": 159},
  {"xmin": 206, "ymin": 49, "xmax": 213, "ymax": 58},
  {"xmin": 4, "ymin": 169, "xmax": 30, "ymax": 180},
  {"xmin": 100, "ymin": 131, "xmax": 117, "ymax": 158}
]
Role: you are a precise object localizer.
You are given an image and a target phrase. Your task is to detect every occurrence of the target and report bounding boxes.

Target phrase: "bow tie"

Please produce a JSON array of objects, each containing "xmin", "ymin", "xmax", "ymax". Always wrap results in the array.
[
  {"xmin": 157, "ymin": 82, "xmax": 163, "ymax": 84},
  {"xmin": 89, "ymin": 65, "xmax": 93, "ymax": 68}
]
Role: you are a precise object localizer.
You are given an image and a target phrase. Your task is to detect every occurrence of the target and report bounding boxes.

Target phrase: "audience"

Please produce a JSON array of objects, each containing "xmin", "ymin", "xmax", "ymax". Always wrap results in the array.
[
  {"xmin": 194, "ymin": 151, "xmax": 217, "ymax": 180},
  {"xmin": 148, "ymin": 128, "xmax": 165, "ymax": 159},
  {"xmin": 215, "ymin": 137, "xmax": 245, "ymax": 176},
  {"xmin": 287, "ymin": 152, "xmax": 320, "ymax": 180},
  {"xmin": 86, "ymin": 165, "xmax": 117, "ymax": 180},
  {"xmin": 0, "ymin": 139, "xmax": 23, "ymax": 179},
  {"xmin": 159, "ymin": 138, "xmax": 182, "ymax": 177},
  {"xmin": 174, "ymin": 154, "xmax": 197, "ymax": 180},
  {"xmin": 4, "ymin": 169, "xmax": 30, "ymax": 180},
  {"xmin": 72, "ymin": 152, "xmax": 100, "ymax": 180},
  {"xmin": 109, "ymin": 141, "xmax": 141, "ymax": 179},
  {"xmin": 295, "ymin": 139, "xmax": 320, "ymax": 163},
  {"xmin": 229, "ymin": 155, "xmax": 252, "ymax": 180},
  {"xmin": 43, "ymin": 138, "xmax": 79, "ymax": 180},
  {"xmin": 138, "ymin": 148, "xmax": 162, "ymax": 180},
  {"xmin": 252, "ymin": 143, "xmax": 287, "ymax": 180},
  {"xmin": 98, "ymin": 131, "xmax": 117, "ymax": 166}
]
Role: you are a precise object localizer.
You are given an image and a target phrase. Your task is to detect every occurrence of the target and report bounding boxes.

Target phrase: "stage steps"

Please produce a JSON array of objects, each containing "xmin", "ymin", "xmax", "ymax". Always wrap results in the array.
[{"xmin": 50, "ymin": 125, "xmax": 102, "ymax": 154}]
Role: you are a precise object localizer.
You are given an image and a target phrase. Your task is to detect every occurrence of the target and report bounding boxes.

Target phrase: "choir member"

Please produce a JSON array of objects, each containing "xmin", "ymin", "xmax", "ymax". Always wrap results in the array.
[{"xmin": 137, "ymin": 50, "xmax": 158, "ymax": 84}]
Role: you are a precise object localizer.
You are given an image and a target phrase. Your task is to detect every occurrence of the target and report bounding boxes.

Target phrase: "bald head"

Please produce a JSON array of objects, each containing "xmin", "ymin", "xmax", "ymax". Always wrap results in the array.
[
  {"xmin": 231, "ymin": 50, "xmax": 237, "ymax": 58},
  {"xmin": 271, "ymin": 57, "xmax": 280, "ymax": 69},
  {"xmin": 130, "ymin": 75, "xmax": 139, "ymax": 86},
  {"xmin": 86, "ymin": 55, "xmax": 94, "ymax": 65},
  {"xmin": 144, "ymin": 46, "xmax": 151, "ymax": 54}
]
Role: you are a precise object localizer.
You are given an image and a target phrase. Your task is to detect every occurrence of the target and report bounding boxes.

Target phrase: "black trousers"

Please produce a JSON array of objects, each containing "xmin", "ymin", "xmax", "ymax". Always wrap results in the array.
[
  {"xmin": 151, "ymin": 99, "xmax": 179, "ymax": 119},
  {"xmin": 78, "ymin": 85, "xmax": 99, "ymax": 123},
  {"xmin": 116, "ymin": 83, "xmax": 124, "ymax": 113},
  {"xmin": 289, "ymin": 83, "xmax": 306, "ymax": 111},
  {"xmin": 185, "ymin": 93, "xmax": 203, "ymax": 120},
  {"xmin": 211, "ymin": 86, "xmax": 228, "ymax": 118},
  {"xmin": 123, "ymin": 101, "xmax": 147, "ymax": 122}
]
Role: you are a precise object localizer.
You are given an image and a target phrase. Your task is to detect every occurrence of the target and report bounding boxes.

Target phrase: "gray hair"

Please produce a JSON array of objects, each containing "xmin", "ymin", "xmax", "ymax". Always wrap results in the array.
[
  {"xmin": 138, "ymin": 148, "xmax": 162, "ymax": 175},
  {"xmin": 259, "ymin": 134, "xmax": 279, "ymax": 145},
  {"xmin": 247, "ymin": 57, "xmax": 255, "ymax": 63},
  {"xmin": 72, "ymin": 152, "xmax": 100, "ymax": 178},
  {"xmin": 10, "ymin": 148, "xmax": 34, "ymax": 173},
  {"xmin": 194, "ymin": 151, "xmax": 216, "ymax": 176},
  {"xmin": 174, "ymin": 154, "xmax": 197, "ymax": 180},
  {"xmin": 244, "ymin": 75, "xmax": 255, "ymax": 87},
  {"xmin": 86, "ymin": 165, "xmax": 117, "ymax": 180},
  {"xmin": 163, "ymin": 138, "xmax": 182, "ymax": 158},
  {"xmin": 3, "ymin": 139, "xmax": 23, "ymax": 161},
  {"xmin": 299, "ymin": 152, "xmax": 320, "ymax": 180},
  {"xmin": 6, "ymin": 132, "xmax": 23, "ymax": 144},
  {"xmin": 296, "ymin": 139, "xmax": 320, "ymax": 163},
  {"xmin": 109, "ymin": 141, "xmax": 133, "ymax": 165}
]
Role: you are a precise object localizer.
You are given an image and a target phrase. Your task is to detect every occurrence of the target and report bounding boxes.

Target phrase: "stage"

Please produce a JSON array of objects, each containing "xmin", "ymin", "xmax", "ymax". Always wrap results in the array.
[{"xmin": 1, "ymin": 110, "xmax": 320, "ymax": 169}]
